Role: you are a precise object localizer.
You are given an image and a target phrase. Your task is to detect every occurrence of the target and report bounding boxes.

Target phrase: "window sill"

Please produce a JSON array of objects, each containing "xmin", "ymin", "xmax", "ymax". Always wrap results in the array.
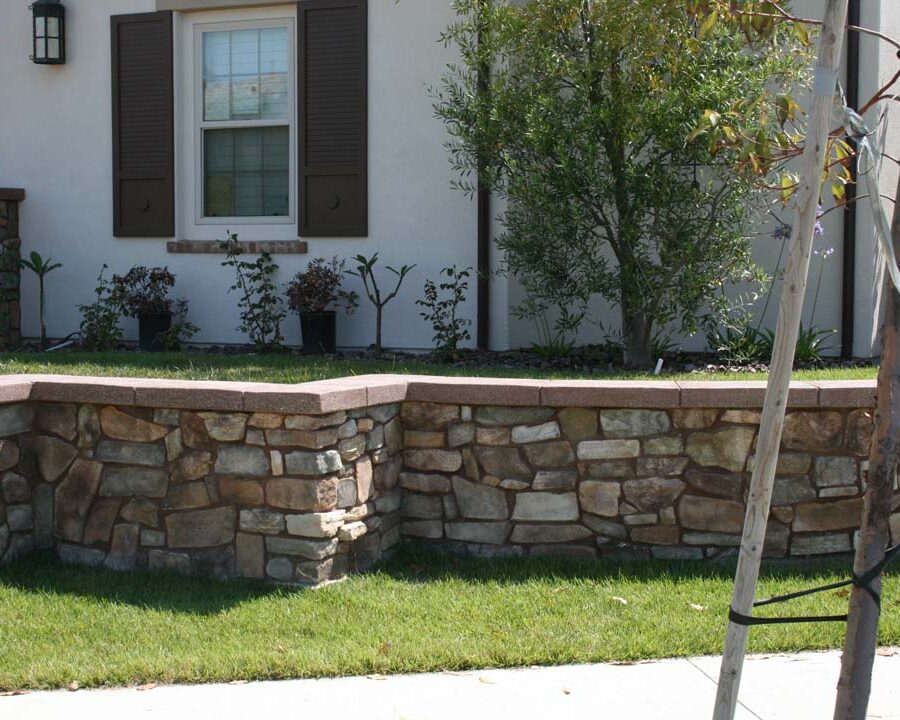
[{"xmin": 167, "ymin": 240, "xmax": 308, "ymax": 254}]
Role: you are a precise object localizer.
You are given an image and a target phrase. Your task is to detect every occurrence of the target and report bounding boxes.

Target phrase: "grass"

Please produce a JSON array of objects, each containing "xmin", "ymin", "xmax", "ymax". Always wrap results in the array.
[
  {"xmin": 0, "ymin": 546, "xmax": 896, "ymax": 690},
  {"xmin": 0, "ymin": 351, "xmax": 879, "ymax": 384}
]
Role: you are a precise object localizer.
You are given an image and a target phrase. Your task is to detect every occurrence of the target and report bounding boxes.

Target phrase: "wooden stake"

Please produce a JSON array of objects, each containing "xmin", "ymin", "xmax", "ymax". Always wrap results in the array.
[
  {"xmin": 711, "ymin": 3, "xmax": 849, "ymax": 718},
  {"xmin": 832, "ymin": 169, "xmax": 900, "ymax": 720}
]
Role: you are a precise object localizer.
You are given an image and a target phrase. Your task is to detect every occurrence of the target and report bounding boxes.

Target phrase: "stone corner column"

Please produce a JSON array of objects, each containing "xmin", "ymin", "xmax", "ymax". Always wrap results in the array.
[{"xmin": 0, "ymin": 188, "xmax": 24, "ymax": 348}]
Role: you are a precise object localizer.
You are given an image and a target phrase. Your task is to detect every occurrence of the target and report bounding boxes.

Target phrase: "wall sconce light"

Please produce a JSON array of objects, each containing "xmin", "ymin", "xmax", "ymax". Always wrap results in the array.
[{"xmin": 31, "ymin": 0, "xmax": 65, "ymax": 65}]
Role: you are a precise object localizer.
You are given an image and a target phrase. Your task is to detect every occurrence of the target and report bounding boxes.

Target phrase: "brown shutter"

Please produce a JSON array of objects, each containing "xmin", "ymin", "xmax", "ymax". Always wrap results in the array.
[
  {"xmin": 111, "ymin": 12, "xmax": 174, "ymax": 238},
  {"xmin": 298, "ymin": 0, "xmax": 368, "ymax": 237}
]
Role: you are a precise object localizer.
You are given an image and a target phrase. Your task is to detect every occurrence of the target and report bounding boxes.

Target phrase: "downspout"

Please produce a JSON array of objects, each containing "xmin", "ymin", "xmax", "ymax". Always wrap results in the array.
[
  {"xmin": 476, "ymin": 9, "xmax": 491, "ymax": 350},
  {"xmin": 841, "ymin": 0, "xmax": 860, "ymax": 359}
]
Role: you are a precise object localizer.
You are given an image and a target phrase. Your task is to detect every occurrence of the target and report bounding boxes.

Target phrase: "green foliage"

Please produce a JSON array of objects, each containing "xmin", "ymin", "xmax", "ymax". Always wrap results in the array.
[
  {"xmin": 154, "ymin": 299, "xmax": 201, "ymax": 352},
  {"xmin": 286, "ymin": 257, "xmax": 358, "ymax": 315},
  {"xmin": 220, "ymin": 232, "xmax": 286, "ymax": 352},
  {"xmin": 434, "ymin": 0, "xmax": 810, "ymax": 366},
  {"xmin": 19, "ymin": 251, "xmax": 62, "ymax": 349},
  {"xmin": 707, "ymin": 323, "xmax": 771, "ymax": 366},
  {"xmin": 416, "ymin": 265, "xmax": 473, "ymax": 360},
  {"xmin": 78, "ymin": 265, "xmax": 123, "ymax": 352},
  {"xmin": 347, "ymin": 253, "xmax": 416, "ymax": 353}
]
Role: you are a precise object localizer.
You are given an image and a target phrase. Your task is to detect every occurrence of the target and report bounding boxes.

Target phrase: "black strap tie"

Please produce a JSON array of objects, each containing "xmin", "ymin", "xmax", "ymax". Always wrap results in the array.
[{"xmin": 728, "ymin": 544, "xmax": 899, "ymax": 627}]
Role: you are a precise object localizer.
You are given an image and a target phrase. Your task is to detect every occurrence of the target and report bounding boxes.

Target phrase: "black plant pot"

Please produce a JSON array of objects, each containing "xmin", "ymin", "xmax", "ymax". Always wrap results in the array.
[
  {"xmin": 139, "ymin": 313, "xmax": 172, "ymax": 352},
  {"xmin": 300, "ymin": 311, "xmax": 337, "ymax": 354}
]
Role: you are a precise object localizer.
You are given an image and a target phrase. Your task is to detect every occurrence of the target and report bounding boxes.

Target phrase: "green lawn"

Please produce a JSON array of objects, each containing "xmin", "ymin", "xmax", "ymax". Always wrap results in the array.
[
  {"xmin": 0, "ymin": 546, "xmax": 895, "ymax": 690},
  {"xmin": 0, "ymin": 351, "xmax": 879, "ymax": 384}
]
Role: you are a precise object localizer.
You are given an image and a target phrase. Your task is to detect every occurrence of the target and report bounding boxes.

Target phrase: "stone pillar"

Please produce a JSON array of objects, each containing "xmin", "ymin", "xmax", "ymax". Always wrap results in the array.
[{"xmin": 0, "ymin": 189, "xmax": 23, "ymax": 347}]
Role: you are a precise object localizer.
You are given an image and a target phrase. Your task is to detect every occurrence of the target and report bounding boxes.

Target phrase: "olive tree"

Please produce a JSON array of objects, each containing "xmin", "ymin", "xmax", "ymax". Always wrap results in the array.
[{"xmin": 434, "ymin": 0, "xmax": 812, "ymax": 366}]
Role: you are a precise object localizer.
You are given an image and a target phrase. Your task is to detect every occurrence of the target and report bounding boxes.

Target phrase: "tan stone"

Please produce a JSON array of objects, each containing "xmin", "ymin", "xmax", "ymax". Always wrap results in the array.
[
  {"xmin": 357, "ymin": 418, "xmax": 375, "ymax": 433},
  {"xmin": 781, "ymin": 412, "xmax": 844, "ymax": 452},
  {"xmin": 265, "ymin": 428, "xmax": 339, "ymax": 449},
  {"xmin": 404, "ymin": 430, "xmax": 446, "ymax": 448},
  {"xmin": 404, "ymin": 449, "xmax": 463, "ymax": 473},
  {"xmin": 35, "ymin": 404, "xmax": 77, "ymax": 441},
  {"xmin": 844, "ymin": 409, "xmax": 874, "ymax": 455},
  {"xmin": 166, "ymin": 507, "xmax": 236, "ymax": 548},
  {"xmin": 236, "ymin": 533, "xmax": 264, "ymax": 579},
  {"xmin": 267, "ymin": 476, "xmax": 338, "ymax": 512},
  {"xmin": 101, "ymin": 406, "xmax": 167, "ymax": 442},
  {"xmin": 510, "ymin": 524, "xmax": 591, "ymax": 544},
  {"xmin": 637, "ymin": 457, "xmax": 688, "ymax": 477},
  {"xmin": 577, "ymin": 439, "xmax": 640, "ymax": 461},
  {"xmin": 721, "ymin": 410, "xmax": 762, "ymax": 424},
  {"xmin": 284, "ymin": 411, "xmax": 347, "ymax": 431},
  {"xmin": 165, "ymin": 429, "xmax": 184, "ymax": 462},
  {"xmin": 587, "ymin": 461, "xmax": 635, "ymax": 479},
  {"xmin": 77, "ymin": 406, "xmax": 101, "ymax": 448},
  {"xmin": 219, "ymin": 478, "xmax": 264, "ymax": 505},
  {"xmin": 401, "ymin": 402, "xmax": 459, "ymax": 430},
  {"xmin": 672, "ymin": 409, "xmax": 719, "ymax": 429},
  {"xmin": 558, "ymin": 408, "xmax": 598, "ymax": 443},
  {"xmin": 240, "ymin": 508, "xmax": 285, "ymax": 534},
  {"xmin": 685, "ymin": 426, "xmax": 755, "ymax": 472},
  {"xmin": 623, "ymin": 477, "xmax": 685, "ymax": 512},
  {"xmin": 82, "ymin": 498, "xmax": 122, "ymax": 545},
  {"xmin": 631, "ymin": 525, "xmax": 680, "ymax": 545},
  {"xmin": 678, "ymin": 496, "xmax": 745, "ymax": 533},
  {"xmin": 54, "ymin": 459, "xmax": 103, "ymax": 542},
  {"xmin": 793, "ymin": 499, "xmax": 862, "ymax": 532},
  {"xmin": 338, "ymin": 521, "xmax": 368, "ymax": 542},
  {"xmin": 684, "ymin": 468, "xmax": 743, "ymax": 499},
  {"xmin": 579, "ymin": 481, "xmax": 620, "ymax": 517},
  {"xmin": 120, "ymin": 498, "xmax": 159, "ymax": 527},
  {"xmin": 165, "ymin": 482, "xmax": 211, "ymax": 510},
  {"xmin": 249, "ymin": 413, "xmax": 284, "ymax": 429},
  {"xmin": 170, "ymin": 451, "xmax": 213, "ymax": 484},
  {"xmin": 474, "ymin": 406, "xmax": 554, "ymax": 427},
  {"xmin": 286, "ymin": 510, "xmax": 346, "ymax": 538},
  {"xmin": 747, "ymin": 452, "xmax": 811, "ymax": 476},
  {"xmin": 32, "ymin": 435, "xmax": 77, "ymax": 482},
  {"xmin": 475, "ymin": 427, "xmax": 510, "ymax": 445},
  {"xmin": 270, "ymin": 450, "xmax": 284, "ymax": 476},
  {"xmin": 356, "ymin": 456, "xmax": 374, "ymax": 502},
  {"xmin": 643, "ymin": 436, "xmax": 684, "ymax": 456},
  {"xmin": 180, "ymin": 412, "xmax": 210, "ymax": 449},
  {"xmin": 474, "ymin": 446, "xmax": 531, "ymax": 480}
]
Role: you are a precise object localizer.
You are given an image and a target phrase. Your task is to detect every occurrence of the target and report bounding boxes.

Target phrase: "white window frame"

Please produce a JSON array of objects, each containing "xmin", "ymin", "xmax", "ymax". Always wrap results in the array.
[{"xmin": 176, "ymin": 8, "xmax": 297, "ymax": 240}]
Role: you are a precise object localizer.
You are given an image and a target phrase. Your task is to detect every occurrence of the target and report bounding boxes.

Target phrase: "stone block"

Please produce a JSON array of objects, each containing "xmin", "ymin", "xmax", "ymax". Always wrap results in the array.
[
  {"xmin": 623, "ymin": 477, "xmax": 685, "ymax": 513},
  {"xmin": 587, "ymin": 461, "xmax": 635, "ymax": 479},
  {"xmin": 403, "ymin": 493, "xmax": 444, "ymax": 519},
  {"xmin": 401, "ymin": 402, "xmax": 459, "ymax": 430},
  {"xmin": 671, "ymin": 409, "xmax": 719, "ymax": 429},
  {"xmin": 214, "ymin": 446, "xmax": 269, "ymax": 476},
  {"xmin": 239, "ymin": 508, "xmax": 285, "ymax": 534},
  {"xmin": 577, "ymin": 439, "xmax": 640, "ymax": 461},
  {"xmin": 285, "ymin": 411, "xmax": 347, "ymax": 431},
  {"xmin": 57, "ymin": 544, "xmax": 106, "ymax": 567},
  {"xmin": 96, "ymin": 440, "xmax": 166, "ymax": 467},
  {"xmin": 600, "ymin": 410, "xmax": 670, "ymax": 438},
  {"xmin": 154, "ymin": 409, "xmax": 181, "ymax": 426},
  {"xmin": 356, "ymin": 456, "xmax": 374, "ymax": 502},
  {"xmin": 771, "ymin": 476, "xmax": 816, "ymax": 506},
  {"xmin": 171, "ymin": 451, "xmax": 213, "ymax": 483},
  {"xmin": 35, "ymin": 404, "xmax": 77, "ymax": 441},
  {"xmin": 267, "ymin": 477, "xmax": 338, "ymax": 512},
  {"xmin": 512, "ymin": 492, "xmax": 578, "ymax": 522},
  {"xmin": 404, "ymin": 449, "xmax": 463, "ymax": 473},
  {"xmin": 814, "ymin": 456, "xmax": 857, "ymax": 488},
  {"xmin": 53, "ymin": 460, "xmax": 105, "ymax": 541},
  {"xmin": 32, "ymin": 435, "xmax": 77, "ymax": 482},
  {"xmin": 149, "ymin": 550, "xmax": 192, "ymax": 574},
  {"xmin": 165, "ymin": 429, "xmax": 184, "ymax": 462},
  {"xmin": 452, "ymin": 476, "xmax": 509, "ymax": 520},
  {"xmin": 474, "ymin": 446, "xmax": 532, "ymax": 480},
  {"xmin": 77, "ymin": 406, "xmax": 101, "ymax": 448},
  {"xmin": 101, "ymin": 407, "xmax": 167, "ymax": 443},
  {"xmin": 643, "ymin": 436, "xmax": 684, "ymax": 456},
  {"xmin": 0, "ymin": 404, "xmax": 33, "ymax": 438},
  {"xmin": 265, "ymin": 535, "xmax": 338, "ymax": 560},
  {"xmin": 2, "ymin": 472, "xmax": 29, "ymax": 503},
  {"xmin": 583, "ymin": 515, "xmax": 627, "ymax": 539},
  {"xmin": 445, "ymin": 521, "xmax": 510, "ymax": 545},
  {"xmin": 266, "ymin": 428, "xmax": 340, "ymax": 449},
  {"xmin": 511, "ymin": 421, "xmax": 561, "ymax": 444},
  {"xmin": 678, "ymin": 495, "xmax": 745, "ymax": 533},
  {"xmin": 105, "ymin": 524, "xmax": 140, "ymax": 571},
  {"xmin": 140, "ymin": 529, "xmax": 166, "ymax": 547},
  {"xmin": 685, "ymin": 427, "xmax": 755, "ymax": 473},
  {"xmin": 630, "ymin": 525, "xmax": 680, "ymax": 545},
  {"xmin": 476, "ymin": 427, "xmax": 510, "ymax": 445},
  {"xmin": 791, "ymin": 533, "xmax": 852, "ymax": 555},
  {"xmin": 558, "ymin": 408, "xmax": 597, "ymax": 443},
  {"xmin": 339, "ymin": 521, "xmax": 368, "ymax": 542},
  {"xmin": 0, "ymin": 439, "xmax": 19, "ymax": 472},
  {"xmin": 579, "ymin": 481, "xmax": 620, "ymax": 517},
  {"xmin": 165, "ymin": 482, "xmax": 211, "ymax": 510},
  {"xmin": 684, "ymin": 468, "xmax": 743, "ymax": 499},
  {"xmin": 266, "ymin": 557, "xmax": 295, "ymax": 581},
  {"xmin": 524, "ymin": 441, "xmax": 575, "ymax": 468},
  {"xmin": 532, "ymin": 470, "xmax": 577, "ymax": 491},
  {"xmin": 7, "ymin": 504, "xmax": 32, "ymax": 531},
  {"xmin": 180, "ymin": 412, "xmax": 211, "ymax": 449},
  {"xmin": 284, "ymin": 450, "xmax": 342, "ymax": 476},
  {"xmin": 844, "ymin": 409, "xmax": 874, "ymax": 455},
  {"xmin": 375, "ymin": 490, "xmax": 403, "ymax": 514},
  {"xmin": 781, "ymin": 412, "xmax": 844, "ymax": 452},
  {"xmin": 399, "ymin": 472, "xmax": 451, "ymax": 494},
  {"xmin": 236, "ymin": 533, "xmax": 264, "ymax": 579},
  {"xmin": 166, "ymin": 507, "xmax": 236, "ymax": 548},
  {"xmin": 636, "ymin": 457, "xmax": 688, "ymax": 477},
  {"xmin": 83, "ymin": 498, "xmax": 122, "ymax": 545},
  {"xmin": 286, "ymin": 510, "xmax": 346, "ymax": 537},
  {"xmin": 403, "ymin": 520, "xmax": 443, "ymax": 539},
  {"xmin": 447, "ymin": 423, "xmax": 475, "ymax": 448},
  {"xmin": 474, "ymin": 406, "xmax": 554, "ymax": 427},
  {"xmin": 100, "ymin": 466, "xmax": 168, "ymax": 498},
  {"xmin": 510, "ymin": 524, "xmax": 591, "ymax": 544},
  {"xmin": 792, "ymin": 499, "xmax": 862, "ymax": 532}
]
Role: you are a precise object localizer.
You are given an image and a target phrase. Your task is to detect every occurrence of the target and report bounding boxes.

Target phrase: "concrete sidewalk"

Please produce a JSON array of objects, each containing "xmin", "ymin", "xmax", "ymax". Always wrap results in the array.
[{"xmin": 3, "ymin": 649, "xmax": 898, "ymax": 720}]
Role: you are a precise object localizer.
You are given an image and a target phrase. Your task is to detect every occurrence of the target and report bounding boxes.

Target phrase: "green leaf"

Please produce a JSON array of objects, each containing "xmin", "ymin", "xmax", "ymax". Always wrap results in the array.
[{"xmin": 698, "ymin": 11, "xmax": 718, "ymax": 39}]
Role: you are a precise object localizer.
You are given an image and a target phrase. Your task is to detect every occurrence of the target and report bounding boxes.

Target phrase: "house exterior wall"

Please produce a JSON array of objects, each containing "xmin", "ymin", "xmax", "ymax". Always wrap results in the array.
[{"xmin": 1, "ymin": 0, "xmax": 476, "ymax": 349}]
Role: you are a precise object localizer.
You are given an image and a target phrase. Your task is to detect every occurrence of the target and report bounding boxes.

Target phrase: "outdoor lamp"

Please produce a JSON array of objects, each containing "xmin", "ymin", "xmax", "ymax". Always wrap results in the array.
[{"xmin": 31, "ymin": 0, "xmax": 65, "ymax": 65}]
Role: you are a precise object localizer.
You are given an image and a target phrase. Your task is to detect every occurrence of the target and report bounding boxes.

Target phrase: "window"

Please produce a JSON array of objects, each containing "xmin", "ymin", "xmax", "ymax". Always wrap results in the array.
[{"xmin": 194, "ymin": 19, "xmax": 294, "ymax": 224}]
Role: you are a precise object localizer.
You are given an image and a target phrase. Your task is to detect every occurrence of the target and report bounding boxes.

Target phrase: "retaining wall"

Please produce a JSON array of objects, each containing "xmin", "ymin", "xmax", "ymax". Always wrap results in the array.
[{"xmin": 0, "ymin": 374, "xmax": 895, "ymax": 585}]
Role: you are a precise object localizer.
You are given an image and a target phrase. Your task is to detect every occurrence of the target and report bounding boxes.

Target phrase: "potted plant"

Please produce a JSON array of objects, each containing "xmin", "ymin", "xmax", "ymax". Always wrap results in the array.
[
  {"xmin": 113, "ymin": 266, "xmax": 179, "ymax": 351},
  {"xmin": 286, "ymin": 257, "xmax": 358, "ymax": 354}
]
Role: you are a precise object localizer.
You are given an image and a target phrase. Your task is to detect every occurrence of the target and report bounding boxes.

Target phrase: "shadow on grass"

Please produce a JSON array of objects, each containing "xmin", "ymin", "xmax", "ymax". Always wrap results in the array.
[{"xmin": 0, "ymin": 545, "xmax": 871, "ymax": 617}]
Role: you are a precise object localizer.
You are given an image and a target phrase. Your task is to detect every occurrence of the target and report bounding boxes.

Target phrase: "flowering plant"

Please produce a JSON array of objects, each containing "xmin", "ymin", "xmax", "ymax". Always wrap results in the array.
[
  {"xmin": 286, "ymin": 257, "xmax": 358, "ymax": 315},
  {"xmin": 112, "ymin": 266, "xmax": 177, "ymax": 317}
]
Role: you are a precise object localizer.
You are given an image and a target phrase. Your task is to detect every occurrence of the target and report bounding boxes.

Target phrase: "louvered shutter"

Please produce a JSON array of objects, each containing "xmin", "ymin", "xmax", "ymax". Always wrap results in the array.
[
  {"xmin": 298, "ymin": 0, "xmax": 368, "ymax": 237},
  {"xmin": 111, "ymin": 12, "xmax": 175, "ymax": 238}
]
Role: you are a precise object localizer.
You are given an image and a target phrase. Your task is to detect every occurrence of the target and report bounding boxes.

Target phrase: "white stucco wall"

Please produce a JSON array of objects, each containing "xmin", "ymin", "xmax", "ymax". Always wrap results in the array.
[{"xmin": 1, "ymin": 0, "xmax": 476, "ymax": 349}]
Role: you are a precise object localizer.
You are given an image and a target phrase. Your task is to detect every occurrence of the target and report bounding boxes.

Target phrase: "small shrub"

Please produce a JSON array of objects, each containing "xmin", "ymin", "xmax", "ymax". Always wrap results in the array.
[
  {"xmin": 347, "ymin": 253, "xmax": 415, "ymax": 354},
  {"xmin": 286, "ymin": 257, "xmax": 358, "ymax": 315},
  {"xmin": 112, "ymin": 266, "xmax": 176, "ymax": 317},
  {"xmin": 78, "ymin": 265, "xmax": 123, "ymax": 351},
  {"xmin": 19, "ymin": 251, "xmax": 62, "ymax": 350},
  {"xmin": 416, "ymin": 265, "xmax": 472, "ymax": 360},
  {"xmin": 220, "ymin": 232, "xmax": 286, "ymax": 351},
  {"xmin": 706, "ymin": 323, "xmax": 771, "ymax": 366},
  {"xmin": 155, "ymin": 298, "xmax": 200, "ymax": 351}
]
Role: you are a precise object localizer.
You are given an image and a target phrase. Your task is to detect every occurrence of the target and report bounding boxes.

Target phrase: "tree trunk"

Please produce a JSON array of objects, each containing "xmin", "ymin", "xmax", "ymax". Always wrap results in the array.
[
  {"xmin": 375, "ymin": 306, "xmax": 383, "ymax": 354},
  {"xmin": 832, "ymin": 173, "xmax": 900, "ymax": 720},
  {"xmin": 620, "ymin": 290, "xmax": 653, "ymax": 368}
]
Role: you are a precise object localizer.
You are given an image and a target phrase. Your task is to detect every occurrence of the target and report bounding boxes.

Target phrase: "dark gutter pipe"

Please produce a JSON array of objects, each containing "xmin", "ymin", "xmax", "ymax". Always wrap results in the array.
[
  {"xmin": 841, "ymin": 0, "xmax": 860, "ymax": 359},
  {"xmin": 476, "ymin": 8, "xmax": 491, "ymax": 350}
]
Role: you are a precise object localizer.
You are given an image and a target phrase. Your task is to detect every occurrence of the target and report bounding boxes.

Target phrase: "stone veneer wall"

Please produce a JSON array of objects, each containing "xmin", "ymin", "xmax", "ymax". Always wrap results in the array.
[
  {"xmin": 0, "ymin": 375, "xmax": 896, "ymax": 584},
  {"xmin": 0, "ymin": 189, "xmax": 23, "ymax": 348}
]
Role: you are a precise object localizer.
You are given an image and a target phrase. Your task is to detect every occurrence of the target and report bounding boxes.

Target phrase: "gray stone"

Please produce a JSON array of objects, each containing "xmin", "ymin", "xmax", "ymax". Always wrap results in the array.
[
  {"xmin": 337, "ymin": 477, "xmax": 358, "ymax": 507},
  {"xmin": 0, "ymin": 404, "xmax": 33, "ymax": 437},
  {"xmin": 679, "ymin": 495, "xmax": 745, "ymax": 533},
  {"xmin": 524, "ymin": 441, "xmax": 575, "ymax": 469},
  {"xmin": 403, "ymin": 493, "xmax": 444, "ymax": 519},
  {"xmin": 166, "ymin": 507, "xmax": 236, "ymax": 548},
  {"xmin": 511, "ymin": 422, "xmax": 561, "ymax": 444},
  {"xmin": 403, "ymin": 520, "xmax": 443, "ymax": 539},
  {"xmin": 399, "ymin": 472, "xmax": 452, "ymax": 494},
  {"xmin": 476, "ymin": 427, "xmax": 511, "ymax": 445},
  {"xmin": 338, "ymin": 521, "xmax": 368, "ymax": 542},
  {"xmin": 401, "ymin": 402, "xmax": 459, "ymax": 430},
  {"xmin": 442, "ymin": 494, "xmax": 459, "ymax": 520},
  {"xmin": 452, "ymin": 476, "xmax": 509, "ymax": 520},
  {"xmin": 266, "ymin": 557, "xmax": 295, "ymax": 581},
  {"xmin": 236, "ymin": 533, "xmax": 264, "ymax": 579},
  {"xmin": 445, "ymin": 521, "xmax": 510, "ymax": 545},
  {"xmin": 164, "ymin": 482, "xmax": 211, "ymax": 510},
  {"xmin": 0, "ymin": 439, "xmax": 19, "ymax": 471},
  {"xmin": 100, "ymin": 466, "xmax": 168, "ymax": 498},
  {"xmin": 558, "ymin": 408, "xmax": 598, "ymax": 443},
  {"xmin": 83, "ymin": 499, "xmax": 122, "ymax": 545},
  {"xmin": 374, "ymin": 454, "xmax": 402, "ymax": 490},
  {"xmin": 623, "ymin": 512, "xmax": 657, "ymax": 526},
  {"xmin": 671, "ymin": 409, "xmax": 719, "ymax": 429},
  {"xmin": 33, "ymin": 483, "xmax": 53, "ymax": 549},
  {"xmin": 2, "ymin": 472, "xmax": 29, "ymax": 503},
  {"xmin": 171, "ymin": 451, "xmax": 212, "ymax": 483},
  {"xmin": 375, "ymin": 490, "xmax": 403, "ymax": 514},
  {"xmin": 820, "ymin": 486, "xmax": 859, "ymax": 498},
  {"xmin": 284, "ymin": 411, "xmax": 347, "ymax": 431},
  {"xmin": 267, "ymin": 477, "xmax": 338, "ymax": 512},
  {"xmin": 578, "ymin": 481, "xmax": 620, "ymax": 517},
  {"xmin": 286, "ymin": 510, "xmax": 346, "ymax": 538},
  {"xmin": 77, "ymin": 406, "xmax": 101, "ymax": 448},
  {"xmin": 684, "ymin": 468, "xmax": 743, "ymax": 499},
  {"xmin": 685, "ymin": 427, "xmax": 755, "ymax": 472},
  {"xmin": 154, "ymin": 409, "xmax": 181, "ymax": 426},
  {"xmin": 587, "ymin": 461, "xmax": 635, "ymax": 479},
  {"xmin": 7, "ymin": 504, "xmax": 33, "ymax": 531},
  {"xmin": 577, "ymin": 440, "xmax": 640, "ymax": 461},
  {"xmin": 747, "ymin": 452, "xmax": 812, "ymax": 476},
  {"xmin": 510, "ymin": 524, "xmax": 591, "ymax": 544},
  {"xmin": 366, "ymin": 425, "xmax": 385, "ymax": 451},
  {"xmin": 771, "ymin": 476, "xmax": 816, "ymax": 506},
  {"xmin": 651, "ymin": 547, "xmax": 704, "ymax": 560},
  {"xmin": 165, "ymin": 429, "xmax": 184, "ymax": 462},
  {"xmin": 448, "ymin": 423, "xmax": 476, "ymax": 448},
  {"xmin": 683, "ymin": 532, "xmax": 742, "ymax": 546},
  {"xmin": 623, "ymin": 477, "xmax": 685, "ymax": 512},
  {"xmin": 792, "ymin": 534, "xmax": 852, "ymax": 555},
  {"xmin": 54, "ymin": 459, "xmax": 103, "ymax": 542},
  {"xmin": 149, "ymin": 550, "xmax": 192, "ymax": 574},
  {"xmin": 32, "ymin": 435, "xmax": 77, "ymax": 482},
  {"xmin": 197, "ymin": 412, "xmax": 247, "ymax": 442},
  {"xmin": 532, "ymin": 470, "xmax": 577, "ymax": 491},
  {"xmin": 266, "ymin": 427, "xmax": 340, "ymax": 449},
  {"xmin": 215, "ymin": 446, "xmax": 269, "ymax": 476},
  {"xmin": 368, "ymin": 404, "xmax": 399, "ymax": 424},
  {"xmin": 284, "ymin": 450, "xmax": 343, "ymax": 476},
  {"xmin": 583, "ymin": 515, "xmax": 627, "ymax": 539},
  {"xmin": 474, "ymin": 446, "xmax": 532, "ymax": 480},
  {"xmin": 600, "ymin": 410, "xmax": 670, "ymax": 438},
  {"xmin": 385, "ymin": 418, "xmax": 403, "ymax": 454},
  {"xmin": 337, "ymin": 419, "xmax": 358, "ymax": 439},
  {"xmin": 105, "ymin": 524, "xmax": 140, "ymax": 571},
  {"xmin": 96, "ymin": 441, "xmax": 166, "ymax": 467},
  {"xmin": 474, "ymin": 406, "xmax": 554, "ymax": 427},
  {"xmin": 636, "ymin": 456, "xmax": 688, "ymax": 477},
  {"xmin": 404, "ymin": 449, "xmax": 463, "ymax": 473},
  {"xmin": 512, "ymin": 492, "xmax": 579, "ymax": 522},
  {"xmin": 140, "ymin": 529, "xmax": 166, "ymax": 547},
  {"xmin": 57, "ymin": 544, "xmax": 106, "ymax": 567},
  {"xmin": 239, "ymin": 508, "xmax": 285, "ymax": 534},
  {"xmin": 643, "ymin": 436, "xmax": 684, "ymax": 456},
  {"xmin": 814, "ymin": 456, "xmax": 857, "ymax": 488},
  {"xmin": 265, "ymin": 535, "xmax": 338, "ymax": 560}
]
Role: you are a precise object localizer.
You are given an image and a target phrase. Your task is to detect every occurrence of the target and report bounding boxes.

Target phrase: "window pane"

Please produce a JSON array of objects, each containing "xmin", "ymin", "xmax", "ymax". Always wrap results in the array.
[
  {"xmin": 47, "ymin": 17, "xmax": 59, "ymax": 37},
  {"xmin": 34, "ymin": 17, "xmax": 45, "ymax": 38},
  {"xmin": 204, "ymin": 127, "xmax": 289, "ymax": 218},
  {"xmin": 202, "ymin": 27, "xmax": 289, "ymax": 122},
  {"xmin": 47, "ymin": 38, "xmax": 60, "ymax": 60}
]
